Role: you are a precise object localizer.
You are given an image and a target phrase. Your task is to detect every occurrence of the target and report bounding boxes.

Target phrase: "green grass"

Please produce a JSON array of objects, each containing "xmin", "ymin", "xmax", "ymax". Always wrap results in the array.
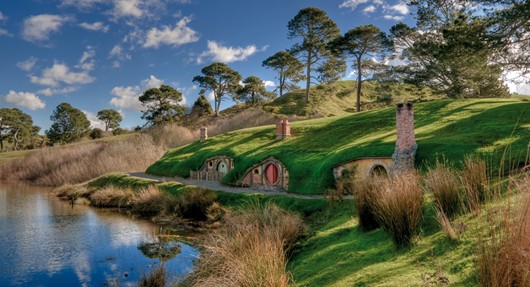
[{"xmin": 147, "ymin": 98, "xmax": 530, "ymax": 194}]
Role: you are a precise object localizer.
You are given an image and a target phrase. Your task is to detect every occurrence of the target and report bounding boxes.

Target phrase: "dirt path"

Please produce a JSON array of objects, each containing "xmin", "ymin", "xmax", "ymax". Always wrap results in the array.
[{"xmin": 127, "ymin": 172, "xmax": 338, "ymax": 200}]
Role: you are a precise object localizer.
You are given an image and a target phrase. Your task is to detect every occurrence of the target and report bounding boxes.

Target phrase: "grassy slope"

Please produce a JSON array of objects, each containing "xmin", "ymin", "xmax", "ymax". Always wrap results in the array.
[{"xmin": 147, "ymin": 98, "xmax": 530, "ymax": 195}]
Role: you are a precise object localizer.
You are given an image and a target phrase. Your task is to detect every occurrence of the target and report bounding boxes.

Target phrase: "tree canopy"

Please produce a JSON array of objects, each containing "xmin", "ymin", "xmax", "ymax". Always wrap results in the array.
[
  {"xmin": 262, "ymin": 51, "xmax": 304, "ymax": 97},
  {"xmin": 288, "ymin": 7, "xmax": 346, "ymax": 103},
  {"xmin": 46, "ymin": 103, "xmax": 90, "ymax": 144},
  {"xmin": 97, "ymin": 109, "xmax": 122, "ymax": 131},
  {"xmin": 234, "ymin": 76, "xmax": 276, "ymax": 106},
  {"xmin": 0, "ymin": 108, "xmax": 38, "ymax": 151},
  {"xmin": 139, "ymin": 84, "xmax": 186, "ymax": 126},
  {"xmin": 189, "ymin": 90, "xmax": 214, "ymax": 118},
  {"xmin": 193, "ymin": 63, "xmax": 242, "ymax": 117}
]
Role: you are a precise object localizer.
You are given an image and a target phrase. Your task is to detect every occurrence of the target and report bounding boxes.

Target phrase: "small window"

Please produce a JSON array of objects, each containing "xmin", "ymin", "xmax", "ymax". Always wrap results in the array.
[
  {"xmin": 208, "ymin": 161, "xmax": 213, "ymax": 168},
  {"xmin": 253, "ymin": 168, "xmax": 260, "ymax": 175}
]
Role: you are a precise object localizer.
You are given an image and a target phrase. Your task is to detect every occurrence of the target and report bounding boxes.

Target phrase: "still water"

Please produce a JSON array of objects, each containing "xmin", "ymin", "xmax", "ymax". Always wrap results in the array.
[{"xmin": 0, "ymin": 181, "xmax": 199, "ymax": 287}]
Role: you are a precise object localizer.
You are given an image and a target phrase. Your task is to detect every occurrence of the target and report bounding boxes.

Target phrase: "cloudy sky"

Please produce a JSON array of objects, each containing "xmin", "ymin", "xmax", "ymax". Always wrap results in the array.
[{"xmin": 0, "ymin": 0, "xmax": 527, "ymax": 130}]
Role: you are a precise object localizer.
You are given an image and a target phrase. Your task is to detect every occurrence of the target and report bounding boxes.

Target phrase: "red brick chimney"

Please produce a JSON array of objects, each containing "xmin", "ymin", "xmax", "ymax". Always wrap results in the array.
[
  {"xmin": 392, "ymin": 103, "xmax": 417, "ymax": 173},
  {"xmin": 276, "ymin": 119, "xmax": 291, "ymax": 140}
]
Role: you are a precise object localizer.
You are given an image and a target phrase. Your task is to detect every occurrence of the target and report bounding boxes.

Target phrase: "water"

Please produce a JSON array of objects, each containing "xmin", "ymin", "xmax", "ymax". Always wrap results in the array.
[{"xmin": 0, "ymin": 182, "xmax": 199, "ymax": 287}]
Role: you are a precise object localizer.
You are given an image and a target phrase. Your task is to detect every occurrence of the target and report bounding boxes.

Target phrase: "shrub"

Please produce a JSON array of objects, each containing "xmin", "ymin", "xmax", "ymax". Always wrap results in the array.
[
  {"xmin": 424, "ymin": 162, "xmax": 463, "ymax": 218},
  {"xmin": 372, "ymin": 172, "xmax": 424, "ymax": 248},
  {"xmin": 90, "ymin": 128, "xmax": 104, "ymax": 139},
  {"xmin": 180, "ymin": 203, "xmax": 304, "ymax": 286},
  {"xmin": 461, "ymin": 157, "xmax": 490, "ymax": 213},
  {"xmin": 112, "ymin": 128, "xmax": 128, "ymax": 135},
  {"xmin": 477, "ymin": 177, "xmax": 530, "ymax": 287},
  {"xmin": 176, "ymin": 188, "xmax": 217, "ymax": 221}
]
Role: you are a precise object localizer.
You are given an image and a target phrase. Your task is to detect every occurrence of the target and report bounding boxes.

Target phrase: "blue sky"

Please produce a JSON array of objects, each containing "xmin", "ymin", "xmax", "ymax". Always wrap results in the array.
[{"xmin": 0, "ymin": 0, "xmax": 527, "ymax": 130}]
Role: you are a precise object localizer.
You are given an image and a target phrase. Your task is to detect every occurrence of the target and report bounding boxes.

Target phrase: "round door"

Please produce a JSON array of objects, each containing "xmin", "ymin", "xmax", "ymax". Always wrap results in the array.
[
  {"xmin": 217, "ymin": 161, "xmax": 228, "ymax": 173},
  {"xmin": 265, "ymin": 164, "xmax": 279, "ymax": 185}
]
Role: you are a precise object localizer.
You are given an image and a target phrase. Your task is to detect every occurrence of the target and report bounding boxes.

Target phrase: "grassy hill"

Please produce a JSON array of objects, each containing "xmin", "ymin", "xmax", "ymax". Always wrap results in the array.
[{"xmin": 147, "ymin": 98, "xmax": 530, "ymax": 194}]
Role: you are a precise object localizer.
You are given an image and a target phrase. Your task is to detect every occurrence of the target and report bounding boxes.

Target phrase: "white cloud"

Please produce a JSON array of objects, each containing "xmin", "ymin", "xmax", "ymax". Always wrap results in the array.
[
  {"xmin": 31, "ymin": 63, "xmax": 95, "ymax": 87},
  {"xmin": 4, "ymin": 90, "xmax": 45, "ymax": 110},
  {"xmin": 79, "ymin": 22, "xmax": 110, "ymax": 32},
  {"xmin": 263, "ymin": 80, "xmax": 276, "ymax": 88},
  {"xmin": 109, "ymin": 75, "xmax": 166, "ymax": 111},
  {"xmin": 37, "ymin": 86, "xmax": 78, "ymax": 97},
  {"xmin": 505, "ymin": 71, "xmax": 530, "ymax": 95},
  {"xmin": 384, "ymin": 15, "xmax": 405, "ymax": 21},
  {"xmin": 108, "ymin": 44, "xmax": 132, "ymax": 67},
  {"xmin": 143, "ymin": 17, "xmax": 199, "ymax": 48},
  {"xmin": 142, "ymin": 75, "xmax": 164, "ymax": 88},
  {"xmin": 206, "ymin": 91, "xmax": 215, "ymax": 101},
  {"xmin": 22, "ymin": 14, "xmax": 72, "ymax": 43},
  {"xmin": 110, "ymin": 0, "xmax": 143, "ymax": 19},
  {"xmin": 0, "ymin": 11, "xmax": 7, "ymax": 22},
  {"xmin": 59, "ymin": 0, "xmax": 107, "ymax": 10},
  {"xmin": 82, "ymin": 110, "xmax": 106, "ymax": 129},
  {"xmin": 17, "ymin": 57, "xmax": 38, "ymax": 72},
  {"xmin": 388, "ymin": 4, "xmax": 409, "ymax": 15},
  {"xmin": 76, "ymin": 47, "xmax": 96, "ymax": 71},
  {"xmin": 339, "ymin": 0, "xmax": 369, "ymax": 10},
  {"xmin": 363, "ymin": 5, "xmax": 377, "ymax": 14},
  {"xmin": 197, "ymin": 40, "xmax": 266, "ymax": 64},
  {"xmin": 0, "ymin": 28, "xmax": 8, "ymax": 36}
]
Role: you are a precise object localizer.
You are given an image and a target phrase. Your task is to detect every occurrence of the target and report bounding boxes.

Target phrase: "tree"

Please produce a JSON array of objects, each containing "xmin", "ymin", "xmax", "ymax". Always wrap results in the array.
[
  {"xmin": 288, "ymin": 7, "xmax": 346, "ymax": 103},
  {"xmin": 234, "ymin": 76, "xmax": 277, "ymax": 106},
  {"xmin": 0, "ymin": 108, "xmax": 35, "ymax": 151},
  {"xmin": 330, "ymin": 25, "xmax": 391, "ymax": 112},
  {"xmin": 139, "ymin": 84, "xmax": 186, "ymax": 125},
  {"xmin": 46, "ymin": 103, "xmax": 91, "ymax": 144},
  {"xmin": 97, "ymin": 109, "xmax": 122, "ymax": 131},
  {"xmin": 391, "ymin": 1, "xmax": 510, "ymax": 98},
  {"xmin": 262, "ymin": 51, "xmax": 304, "ymax": 97},
  {"xmin": 189, "ymin": 90, "xmax": 213, "ymax": 118},
  {"xmin": 192, "ymin": 63, "xmax": 242, "ymax": 117}
]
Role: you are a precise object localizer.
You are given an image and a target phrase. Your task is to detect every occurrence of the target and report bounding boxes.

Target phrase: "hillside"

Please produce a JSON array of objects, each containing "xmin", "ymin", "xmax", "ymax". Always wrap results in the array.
[{"xmin": 147, "ymin": 98, "xmax": 530, "ymax": 194}]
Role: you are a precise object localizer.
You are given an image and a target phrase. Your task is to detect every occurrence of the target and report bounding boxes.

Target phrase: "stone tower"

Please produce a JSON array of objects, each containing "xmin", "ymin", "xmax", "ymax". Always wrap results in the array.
[{"xmin": 392, "ymin": 103, "xmax": 417, "ymax": 174}]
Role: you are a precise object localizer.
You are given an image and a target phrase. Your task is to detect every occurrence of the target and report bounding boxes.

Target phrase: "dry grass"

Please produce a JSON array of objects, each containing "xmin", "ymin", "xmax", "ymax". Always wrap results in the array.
[
  {"xmin": 175, "ymin": 188, "xmax": 217, "ymax": 221},
  {"xmin": 0, "ymin": 134, "xmax": 165, "ymax": 186},
  {"xmin": 138, "ymin": 265, "xmax": 167, "ymax": 287},
  {"xmin": 477, "ymin": 176, "xmax": 530, "ymax": 287},
  {"xmin": 461, "ymin": 157, "xmax": 490, "ymax": 213},
  {"xmin": 424, "ymin": 162, "xmax": 463, "ymax": 219},
  {"xmin": 180, "ymin": 203, "xmax": 305, "ymax": 287},
  {"xmin": 434, "ymin": 207, "xmax": 459, "ymax": 241},
  {"xmin": 90, "ymin": 186, "xmax": 133, "ymax": 208},
  {"xmin": 350, "ymin": 179, "xmax": 383, "ymax": 231},
  {"xmin": 371, "ymin": 172, "xmax": 424, "ymax": 248}
]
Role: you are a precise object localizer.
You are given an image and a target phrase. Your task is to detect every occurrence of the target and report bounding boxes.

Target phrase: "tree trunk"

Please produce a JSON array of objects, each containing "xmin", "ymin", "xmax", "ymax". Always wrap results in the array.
[
  {"xmin": 13, "ymin": 129, "xmax": 19, "ymax": 151},
  {"xmin": 305, "ymin": 50, "xmax": 312, "ymax": 104},
  {"xmin": 279, "ymin": 75, "xmax": 284, "ymax": 97},
  {"xmin": 215, "ymin": 97, "xmax": 220, "ymax": 117},
  {"xmin": 356, "ymin": 57, "xmax": 362, "ymax": 112}
]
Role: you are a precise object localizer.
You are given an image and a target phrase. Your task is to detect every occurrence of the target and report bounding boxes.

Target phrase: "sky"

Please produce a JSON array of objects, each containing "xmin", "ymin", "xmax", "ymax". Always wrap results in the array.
[{"xmin": 0, "ymin": 0, "xmax": 528, "ymax": 131}]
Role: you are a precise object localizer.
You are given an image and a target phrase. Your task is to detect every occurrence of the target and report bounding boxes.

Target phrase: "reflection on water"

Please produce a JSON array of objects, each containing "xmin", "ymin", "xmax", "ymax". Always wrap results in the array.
[{"xmin": 0, "ymin": 181, "xmax": 198, "ymax": 287}]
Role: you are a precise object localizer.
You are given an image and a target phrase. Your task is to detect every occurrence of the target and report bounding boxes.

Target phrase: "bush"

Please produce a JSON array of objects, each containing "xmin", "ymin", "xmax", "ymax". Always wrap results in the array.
[
  {"xmin": 112, "ymin": 128, "xmax": 128, "ymax": 135},
  {"xmin": 90, "ymin": 128, "xmax": 104, "ymax": 139},
  {"xmin": 372, "ymin": 172, "xmax": 424, "ymax": 248},
  {"xmin": 176, "ymin": 188, "xmax": 217, "ymax": 221}
]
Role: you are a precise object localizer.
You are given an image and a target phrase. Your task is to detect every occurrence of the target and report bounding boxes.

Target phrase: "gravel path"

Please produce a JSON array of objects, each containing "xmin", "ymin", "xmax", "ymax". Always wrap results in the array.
[{"xmin": 127, "ymin": 172, "xmax": 333, "ymax": 200}]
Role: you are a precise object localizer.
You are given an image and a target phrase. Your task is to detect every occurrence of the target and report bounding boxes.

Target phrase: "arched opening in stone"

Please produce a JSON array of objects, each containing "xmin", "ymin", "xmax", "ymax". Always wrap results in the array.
[
  {"xmin": 217, "ymin": 161, "xmax": 228, "ymax": 174},
  {"xmin": 370, "ymin": 165, "xmax": 388, "ymax": 178},
  {"xmin": 265, "ymin": 164, "xmax": 279, "ymax": 185}
]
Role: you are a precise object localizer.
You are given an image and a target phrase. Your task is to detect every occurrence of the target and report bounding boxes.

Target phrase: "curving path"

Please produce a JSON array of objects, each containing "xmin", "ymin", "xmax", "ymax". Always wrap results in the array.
[{"xmin": 127, "ymin": 172, "xmax": 344, "ymax": 200}]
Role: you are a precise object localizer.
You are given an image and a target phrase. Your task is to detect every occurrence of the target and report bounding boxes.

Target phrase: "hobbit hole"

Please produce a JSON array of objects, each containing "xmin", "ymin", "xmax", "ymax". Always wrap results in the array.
[
  {"xmin": 240, "ymin": 157, "xmax": 289, "ymax": 191},
  {"xmin": 189, "ymin": 156, "xmax": 234, "ymax": 181}
]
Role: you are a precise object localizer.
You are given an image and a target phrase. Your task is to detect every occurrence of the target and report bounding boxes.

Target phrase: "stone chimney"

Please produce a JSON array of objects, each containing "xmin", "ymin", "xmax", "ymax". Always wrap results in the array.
[
  {"xmin": 276, "ymin": 119, "xmax": 291, "ymax": 140},
  {"xmin": 200, "ymin": 127, "xmax": 208, "ymax": 142},
  {"xmin": 392, "ymin": 103, "xmax": 417, "ymax": 173}
]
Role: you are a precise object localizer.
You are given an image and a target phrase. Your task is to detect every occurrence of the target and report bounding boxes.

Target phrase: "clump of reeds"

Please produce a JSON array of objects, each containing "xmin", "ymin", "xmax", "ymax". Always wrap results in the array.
[
  {"xmin": 175, "ymin": 188, "xmax": 218, "ymax": 221},
  {"xmin": 424, "ymin": 161, "xmax": 463, "ymax": 219},
  {"xmin": 90, "ymin": 186, "xmax": 133, "ymax": 208},
  {"xmin": 350, "ymin": 179, "xmax": 383, "ymax": 231},
  {"xmin": 180, "ymin": 203, "xmax": 305, "ymax": 287},
  {"xmin": 138, "ymin": 265, "xmax": 167, "ymax": 287},
  {"xmin": 372, "ymin": 172, "xmax": 424, "ymax": 248},
  {"xmin": 461, "ymin": 157, "xmax": 490, "ymax": 213}
]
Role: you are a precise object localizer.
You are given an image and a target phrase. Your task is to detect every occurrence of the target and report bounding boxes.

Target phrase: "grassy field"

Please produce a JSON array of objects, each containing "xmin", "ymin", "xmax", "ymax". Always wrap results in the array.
[{"xmin": 147, "ymin": 98, "xmax": 530, "ymax": 194}]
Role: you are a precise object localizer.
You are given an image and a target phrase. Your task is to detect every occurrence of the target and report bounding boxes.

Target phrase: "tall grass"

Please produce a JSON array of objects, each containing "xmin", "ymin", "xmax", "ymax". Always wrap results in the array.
[
  {"xmin": 461, "ymin": 157, "xmax": 490, "ymax": 213},
  {"xmin": 0, "ymin": 134, "xmax": 165, "ymax": 186},
  {"xmin": 180, "ymin": 203, "xmax": 305, "ymax": 287},
  {"xmin": 477, "ymin": 176, "xmax": 530, "ymax": 287},
  {"xmin": 350, "ymin": 179, "xmax": 382, "ymax": 231},
  {"xmin": 138, "ymin": 265, "xmax": 167, "ymax": 287},
  {"xmin": 424, "ymin": 162, "xmax": 463, "ymax": 219},
  {"xmin": 372, "ymin": 172, "xmax": 424, "ymax": 248}
]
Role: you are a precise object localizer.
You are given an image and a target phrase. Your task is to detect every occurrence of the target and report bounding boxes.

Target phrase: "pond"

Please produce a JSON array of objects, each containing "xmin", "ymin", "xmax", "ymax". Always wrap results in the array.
[{"xmin": 0, "ymin": 181, "xmax": 198, "ymax": 286}]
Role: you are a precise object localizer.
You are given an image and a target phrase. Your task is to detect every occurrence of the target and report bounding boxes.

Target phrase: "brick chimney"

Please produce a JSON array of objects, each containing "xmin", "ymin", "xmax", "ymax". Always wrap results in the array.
[
  {"xmin": 200, "ymin": 127, "xmax": 208, "ymax": 142},
  {"xmin": 392, "ymin": 103, "xmax": 417, "ymax": 173},
  {"xmin": 276, "ymin": 119, "xmax": 291, "ymax": 140}
]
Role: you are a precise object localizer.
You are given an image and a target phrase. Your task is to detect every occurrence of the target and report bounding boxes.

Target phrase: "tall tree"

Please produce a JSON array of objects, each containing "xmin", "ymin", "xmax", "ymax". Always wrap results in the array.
[
  {"xmin": 97, "ymin": 109, "xmax": 122, "ymax": 131},
  {"xmin": 330, "ymin": 25, "xmax": 391, "ymax": 111},
  {"xmin": 0, "ymin": 108, "xmax": 35, "ymax": 151},
  {"xmin": 46, "ymin": 103, "xmax": 91, "ymax": 144},
  {"xmin": 288, "ymin": 7, "xmax": 346, "ymax": 103},
  {"xmin": 190, "ymin": 90, "xmax": 213, "ymax": 118},
  {"xmin": 139, "ymin": 84, "xmax": 185, "ymax": 126},
  {"xmin": 193, "ymin": 63, "xmax": 242, "ymax": 117},
  {"xmin": 234, "ymin": 76, "xmax": 277, "ymax": 106},
  {"xmin": 262, "ymin": 51, "xmax": 304, "ymax": 97}
]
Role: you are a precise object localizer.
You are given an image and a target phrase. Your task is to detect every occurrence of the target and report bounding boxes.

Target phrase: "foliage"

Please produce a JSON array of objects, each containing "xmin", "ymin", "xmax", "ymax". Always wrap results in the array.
[
  {"xmin": 189, "ymin": 91, "xmax": 213, "ymax": 118},
  {"xmin": 89, "ymin": 128, "xmax": 104, "ymax": 139},
  {"xmin": 234, "ymin": 76, "xmax": 276, "ymax": 106},
  {"xmin": 112, "ymin": 127, "xmax": 128, "ymax": 135},
  {"xmin": 330, "ymin": 24, "xmax": 391, "ymax": 111},
  {"xmin": 262, "ymin": 50, "xmax": 304, "ymax": 97},
  {"xmin": 96, "ymin": 109, "xmax": 122, "ymax": 131},
  {"xmin": 139, "ymin": 84, "xmax": 186, "ymax": 126},
  {"xmin": 46, "ymin": 102, "xmax": 91, "ymax": 144},
  {"xmin": 0, "ymin": 108, "xmax": 38, "ymax": 151},
  {"xmin": 288, "ymin": 7, "xmax": 346, "ymax": 103},
  {"xmin": 193, "ymin": 62, "xmax": 242, "ymax": 116}
]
